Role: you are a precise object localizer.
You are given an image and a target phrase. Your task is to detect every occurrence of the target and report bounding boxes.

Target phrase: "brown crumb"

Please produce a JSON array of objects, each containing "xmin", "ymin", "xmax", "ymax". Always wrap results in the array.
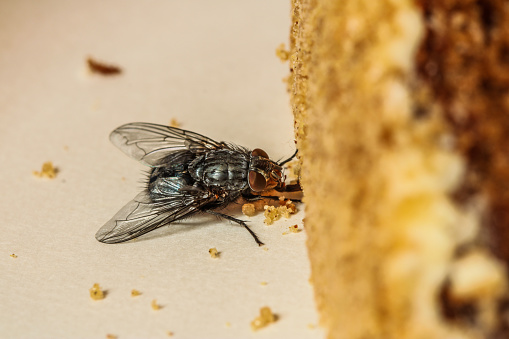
[
  {"xmin": 87, "ymin": 57, "xmax": 122, "ymax": 75},
  {"xmin": 89, "ymin": 283, "xmax": 105, "ymax": 300},
  {"xmin": 275, "ymin": 43, "xmax": 290, "ymax": 62},
  {"xmin": 169, "ymin": 118, "xmax": 181, "ymax": 128},
  {"xmin": 251, "ymin": 306, "xmax": 277, "ymax": 331},
  {"xmin": 166, "ymin": 331, "xmax": 174, "ymax": 336},
  {"xmin": 131, "ymin": 289, "xmax": 141, "ymax": 297},
  {"xmin": 242, "ymin": 203, "xmax": 256, "ymax": 217},
  {"xmin": 151, "ymin": 299, "xmax": 161, "ymax": 310},
  {"xmin": 10, "ymin": 253, "xmax": 17, "ymax": 258},
  {"xmin": 33, "ymin": 161, "xmax": 58, "ymax": 179},
  {"xmin": 209, "ymin": 247, "xmax": 220, "ymax": 258}
]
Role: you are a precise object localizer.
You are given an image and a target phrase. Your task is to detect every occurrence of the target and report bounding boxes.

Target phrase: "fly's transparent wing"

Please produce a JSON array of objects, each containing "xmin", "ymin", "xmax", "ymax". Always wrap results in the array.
[
  {"xmin": 96, "ymin": 190, "xmax": 214, "ymax": 244},
  {"xmin": 110, "ymin": 122, "xmax": 227, "ymax": 166}
]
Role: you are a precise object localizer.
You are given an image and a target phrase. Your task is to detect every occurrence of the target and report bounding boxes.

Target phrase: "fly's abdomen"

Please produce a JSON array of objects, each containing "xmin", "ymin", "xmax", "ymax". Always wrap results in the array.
[{"xmin": 189, "ymin": 150, "xmax": 249, "ymax": 191}]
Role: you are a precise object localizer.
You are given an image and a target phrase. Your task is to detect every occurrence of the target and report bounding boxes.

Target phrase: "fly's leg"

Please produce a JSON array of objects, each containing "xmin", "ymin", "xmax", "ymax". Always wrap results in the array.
[{"xmin": 205, "ymin": 210, "xmax": 264, "ymax": 246}]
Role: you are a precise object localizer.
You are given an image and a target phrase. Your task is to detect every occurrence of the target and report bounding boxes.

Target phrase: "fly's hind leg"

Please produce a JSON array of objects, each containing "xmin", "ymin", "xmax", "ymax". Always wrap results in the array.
[{"xmin": 205, "ymin": 210, "xmax": 264, "ymax": 246}]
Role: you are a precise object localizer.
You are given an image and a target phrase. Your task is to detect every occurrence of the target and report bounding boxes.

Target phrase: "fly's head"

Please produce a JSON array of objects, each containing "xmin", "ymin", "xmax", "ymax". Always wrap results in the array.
[{"xmin": 248, "ymin": 148, "xmax": 284, "ymax": 192}]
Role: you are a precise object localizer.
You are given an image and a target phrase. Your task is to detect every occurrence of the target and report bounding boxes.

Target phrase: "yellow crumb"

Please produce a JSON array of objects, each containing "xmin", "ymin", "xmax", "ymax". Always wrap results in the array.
[
  {"xmin": 289, "ymin": 225, "xmax": 301, "ymax": 233},
  {"xmin": 242, "ymin": 203, "xmax": 256, "ymax": 217},
  {"xmin": 263, "ymin": 247, "xmax": 269, "ymax": 251},
  {"xmin": 225, "ymin": 322, "xmax": 231, "ymax": 328},
  {"xmin": 89, "ymin": 283, "xmax": 105, "ymax": 300},
  {"xmin": 275, "ymin": 43, "xmax": 290, "ymax": 62},
  {"xmin": 166, "ymin": 331, "xmax": 174, "ymax": 336},
  {"xmin": 209, "ymin": 247, "xmax": 220, "ymax": 258},
  {"xmin": 251, "ymin": 306, "xmax": 277, "ymax": 331},
  {"xmin": 264, "ymin": 204, "xmax": 297, "ymax": 225},
  {"xmin": 106, "ymin": 335, "xmax": 117, "ymax": 339},
  {"xmin": 170, "ymin": 118, "xmax": 181, "ymax": 128},
  {"xmin": 131, "ymin": 289, "xmax": 141, "ymax": 297},
  {"xmin": 151, "ymin": 299, "xmax": 161, "ymax": 310},
  {"xmin": 33, "ymin": 161, "xmax": 58, "ymax": 179},
  {"xmin": 307, "ymin": 323, "xmax": 316, "ymax": 329},
  {"xmin": 10, "ymin": 253, "xmax": 17, "ymax": 258},
  {"xmin": 260, "ymin": 281, "xmax": 268, "ymax": 286}
]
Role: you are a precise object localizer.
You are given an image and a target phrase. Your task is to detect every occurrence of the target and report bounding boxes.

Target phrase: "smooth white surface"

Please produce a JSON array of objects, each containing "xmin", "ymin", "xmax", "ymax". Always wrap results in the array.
[{"xmin": 0, "ymin": 1, "xmax": 324, "ymax": 338}]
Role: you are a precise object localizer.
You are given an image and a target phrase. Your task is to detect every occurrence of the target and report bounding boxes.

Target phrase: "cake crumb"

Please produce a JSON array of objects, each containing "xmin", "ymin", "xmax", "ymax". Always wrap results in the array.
[
  {"xmin": 10, "ymin": 253, "xmax": 17, "ymax": 258},
  {"xmin": 106, "ymin": 335, "xmax": 117, "ymax": 339},
  {"xmin": 33, "ymin": 161, "xmax": 58, "ymax": 179},
  {"xmin": 170, "ymin": 118, "xmax": 181, "ymax": 128},
  {"xmin": 166, "ymin": 331, "xmax": 174, "ymax": 336},
  {"xmin": 264, "ymin": 204, "xmax": 297, "ymax": 225},
  {"xmin": 131, "ymin": 289, "xmax": 141, "ymax": 297},
  {"xmin": 87, "ymin": 57, "xmax": 122, "ymax": 75},
  {"xmin": 89, "ymin": 283, "xmax": 105, "ymax": 300},
  {"xmin": 275, "ymin": 43, "xmax": 290, "ymax": 62},
  {"xmin": 242, "ymin": 203, "xmax": 256, "ymax": 217},
  {"xmin": 289, "ymin": 225, "xmax": 301, "ymax": 233},
  {"xmin": 307, "ymin": 323, "xmax": 316, "ymax": 329},
  {"xmin": 251, "ymin": 306, "xmax": 277, "ymax": 331},
  {"xmin": 225, "ymin": 322, "xmax": 231, "ymax": 328},
  {"xmin": 260, "ymin": 281, "xmax": 268, "ymax": 286},
  {"xmin": 209, "ymin": 247, "xmax": 220, "ymax": 258},
  {"xmin": 151, "ymin": 299, "xmax": 161, "ymax": 310}
]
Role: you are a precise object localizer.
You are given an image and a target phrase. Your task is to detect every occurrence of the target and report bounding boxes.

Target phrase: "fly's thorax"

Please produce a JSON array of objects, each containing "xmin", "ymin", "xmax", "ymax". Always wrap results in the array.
[{"xmin": 188, "ymin": 150, "xmax": 249, "ymax": 191}]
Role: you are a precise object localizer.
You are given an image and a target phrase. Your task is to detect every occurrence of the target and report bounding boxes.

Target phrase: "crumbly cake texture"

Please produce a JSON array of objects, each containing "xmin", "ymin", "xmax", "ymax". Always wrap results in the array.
[{"xmin": 289, "ymin": 1, "xmax": 509, "ymax": 338}]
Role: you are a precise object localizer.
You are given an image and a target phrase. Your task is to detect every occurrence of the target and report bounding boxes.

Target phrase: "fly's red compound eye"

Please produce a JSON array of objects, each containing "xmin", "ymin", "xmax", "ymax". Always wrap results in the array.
[
  {"xmin": 249, "ymin": 171, "xmax": 267, "ymax": 191},
  {"xmin": 251, "ymin": 148, "xmax": 269, "ymax": 159}
]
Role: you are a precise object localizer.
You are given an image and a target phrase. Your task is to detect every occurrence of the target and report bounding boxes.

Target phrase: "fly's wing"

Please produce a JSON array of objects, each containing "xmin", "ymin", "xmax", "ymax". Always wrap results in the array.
[
  {"xmin": 96, "ymin": 190, "xmax": 214, "ymax": 244},
  {"xmin": 110, "ymin": 122, "xmax": 227, "ymax": 167}
]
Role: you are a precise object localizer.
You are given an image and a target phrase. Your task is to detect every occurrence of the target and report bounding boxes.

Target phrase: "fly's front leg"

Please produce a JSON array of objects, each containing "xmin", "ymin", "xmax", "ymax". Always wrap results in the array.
[{"xmin": 205, "ymin": 210, "xmax": 264, "ymax": 246}]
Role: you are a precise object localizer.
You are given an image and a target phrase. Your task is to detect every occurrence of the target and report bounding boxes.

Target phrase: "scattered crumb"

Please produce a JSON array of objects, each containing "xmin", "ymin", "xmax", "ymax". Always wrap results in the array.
[
  {"xmin": 151, "ymin": 299, "xmax": 161, "ymax": 310},
  {"xmin": 169, "ymin": 118, "xmax": 181, "ymax": 128},
  {"xmin": 63, "ymin": 145, "xmax": 69, "ymax": 151},
  {"xmin": 251, "ymin": 306, "xmax": 277, "ymax": 331},
  {"xmin": 87, "ymin": 57, "xmax": 122, "ymax": 75},
  {"xmin": 10, "ymin": 253, "xmax": 17, "ymax": 258},
  {"xmin": 263, "ymin": 247, "xmax": 269, "ymax": 251},
  {"xmin": 263, "ymin": 206, "xmax": 279, "ymax": 225},
  {"xmin": 275, "ymin": 43, "xmax": 290, "ymax": 62},
  {"xmin": 289, "ymin": 225, "xmax": 301, "ymax": 233},
  {"xmin": 225, "ymin": 322, "xmax": 231, "ymax": 328},
  {"xmin": 106, "ymin": 335, "xmax": 117, "ymax": 339},
  {"xmin": 209, "ymin": 247, "xmax": 220, "ymax": 258},
  {"xmin": 121, "ymin": 176, "xmax": 126, "ymax": 181},
  {"xmin": 263, "ymin": 203, "xmax": 297, "ymax": 225},
  {"xmin": 166, "ymin": 331, "xmax": 174, "ymax": 336},
  {"xmin": 33, "ymin": 161, "xmax": 58, "ymax": 179},
  {"xmin": 242, "ymin": 203, "xmax": 256, "ymax": 217},
  {"xmin": 307, "ymin": 323, "xmax": 316, "ymax": 329},
  {"xmin": 131, "ymin": 289, "xmax": 141, "ymax": 297},
  {"xmin": 260, "ymin": 281, "xmax": 268, "ymax": 286},
  {"xmin": 89, "ymin": 283, "xmax": 105, "ymax": 300}
]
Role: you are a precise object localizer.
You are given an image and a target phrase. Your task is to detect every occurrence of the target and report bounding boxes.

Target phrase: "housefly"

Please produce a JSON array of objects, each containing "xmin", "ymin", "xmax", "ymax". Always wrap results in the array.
[{"xmin": 95, "ymin": 122, "xmax": 300, "ymax": 246}]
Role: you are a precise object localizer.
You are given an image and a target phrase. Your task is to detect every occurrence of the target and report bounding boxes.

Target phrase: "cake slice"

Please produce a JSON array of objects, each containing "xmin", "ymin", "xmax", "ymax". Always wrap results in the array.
[{"xmin": 288, "ymin": 0, "xmax": 509, "ymax": 338}]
